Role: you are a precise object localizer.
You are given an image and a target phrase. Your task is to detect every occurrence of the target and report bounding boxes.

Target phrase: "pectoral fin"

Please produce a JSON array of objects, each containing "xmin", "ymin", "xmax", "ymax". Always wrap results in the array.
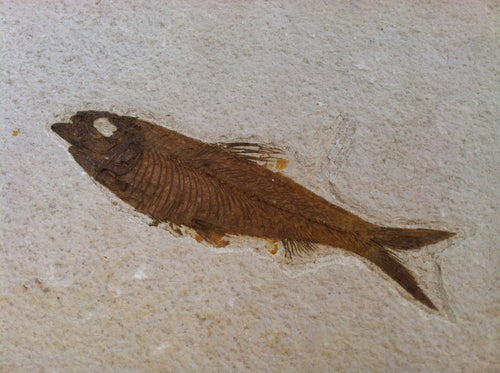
[{"xmin": 192, "ymin": 219, "xmax": 230, "ymax": 247}]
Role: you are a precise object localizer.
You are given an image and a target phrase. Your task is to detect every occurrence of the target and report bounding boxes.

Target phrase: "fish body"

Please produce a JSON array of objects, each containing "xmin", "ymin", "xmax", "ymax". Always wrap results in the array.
[{"xmin": 52, "ymin": 111, "xmax": 454, "ymax": 309}]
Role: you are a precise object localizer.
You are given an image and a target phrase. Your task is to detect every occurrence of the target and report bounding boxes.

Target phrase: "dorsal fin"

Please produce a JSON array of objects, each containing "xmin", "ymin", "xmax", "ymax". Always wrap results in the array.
[{"xmin": 216, "ymin": 142, "xmax": 283, "ymax": 162}]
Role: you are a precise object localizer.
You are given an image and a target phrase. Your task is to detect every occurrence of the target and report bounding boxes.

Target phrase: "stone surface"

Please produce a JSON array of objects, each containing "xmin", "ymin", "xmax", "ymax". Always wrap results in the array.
[{"xmin": 2, "ymin": 1, "xmax": 498, "ymax": 371}]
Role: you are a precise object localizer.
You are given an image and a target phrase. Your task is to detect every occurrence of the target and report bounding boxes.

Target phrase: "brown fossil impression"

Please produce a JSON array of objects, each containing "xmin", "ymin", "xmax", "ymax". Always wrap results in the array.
[{"xmin": 52, "ymin": 111, "xmax": 455, "ymax": 310}]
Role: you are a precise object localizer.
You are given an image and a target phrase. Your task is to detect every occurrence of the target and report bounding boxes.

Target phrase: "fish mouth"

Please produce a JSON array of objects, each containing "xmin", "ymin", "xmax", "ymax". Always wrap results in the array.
[
  {"xmin": 51, "ymin": 121, "xmax": 79, "ymax": 145},
  {"xmin": 52, "ymin": 111, "xmax": 144, "ymax": 177},
  {"xmin": 51, "ymin": 113, "xmax": 116, "ymax": 175},
  {"xmin": 51, "ymin": 112, "xmax": 118, "ymax": 153},
  {"xmin": 51, "ymin": 116, "xmax": 95, "ymax": 149}
]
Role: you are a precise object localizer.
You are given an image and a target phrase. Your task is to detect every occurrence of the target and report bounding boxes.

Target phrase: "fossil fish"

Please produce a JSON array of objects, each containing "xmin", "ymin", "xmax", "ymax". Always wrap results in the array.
[{"xmin": 52, "ymin": 111, "xmax": 454, "ymax": 310}]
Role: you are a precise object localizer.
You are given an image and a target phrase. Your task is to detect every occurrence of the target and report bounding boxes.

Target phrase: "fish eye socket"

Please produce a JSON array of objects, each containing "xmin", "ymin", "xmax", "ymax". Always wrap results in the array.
[{"xmin": 93, "ymin": 118, "xmax": 118, "ymax": 137}]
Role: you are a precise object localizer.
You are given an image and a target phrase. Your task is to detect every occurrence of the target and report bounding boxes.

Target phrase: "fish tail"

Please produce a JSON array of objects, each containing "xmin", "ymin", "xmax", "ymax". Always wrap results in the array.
[
  {"xmin": 350, "ymin": 228, "xmax": 454, "ymax": 309},
  {"xmin": 353, "ymin": 242, "xmax": 438, "ymax": 309},
  {"xmin": 369, "ymin": 227, "xmax": 455, "ymax": 251}
]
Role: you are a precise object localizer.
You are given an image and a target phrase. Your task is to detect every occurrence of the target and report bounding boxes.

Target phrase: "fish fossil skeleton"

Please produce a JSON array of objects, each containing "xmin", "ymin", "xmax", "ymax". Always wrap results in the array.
[{"xmin": 52, "ymin": 111, "xmax": 455, "ymax": 310}]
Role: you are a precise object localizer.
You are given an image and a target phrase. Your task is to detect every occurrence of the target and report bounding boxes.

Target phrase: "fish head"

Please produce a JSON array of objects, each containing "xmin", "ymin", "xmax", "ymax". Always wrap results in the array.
[{"xmin": 51, "ymin": 111, "xmax": 144, "ymax": 177}]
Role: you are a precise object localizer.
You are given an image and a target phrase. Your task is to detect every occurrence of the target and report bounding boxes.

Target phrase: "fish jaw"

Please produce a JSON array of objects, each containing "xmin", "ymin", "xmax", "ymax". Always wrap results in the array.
[
  {"xmin": 52, "ymin": 120, "xmax": 103, "ymax": 175},
  {"xmin": 52, "ymin": 112, "xmax": 145, "ymax": 179},
  {"xmin": 68, "ymin": 145, "xmax": 101, "ymax": 177},
  {"xmin": 51, "ymin": 121, "xmax": 80, "ymax": 145},
  {"xmin": 52, "ymin": 114, "xmax": 114, "ymax": 151}
]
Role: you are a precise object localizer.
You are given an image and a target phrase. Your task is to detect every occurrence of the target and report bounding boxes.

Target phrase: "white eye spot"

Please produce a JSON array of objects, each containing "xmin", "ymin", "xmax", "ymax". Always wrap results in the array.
[{"xmin": 93, "ymin": 118, "xmax": 117, "ymax": 137}]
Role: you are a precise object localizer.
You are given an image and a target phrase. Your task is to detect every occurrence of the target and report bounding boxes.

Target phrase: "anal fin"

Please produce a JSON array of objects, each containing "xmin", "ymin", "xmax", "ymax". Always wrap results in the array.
[{"xmin": 282, "ymin": 238, "xmax": 318, "ymax": 259}]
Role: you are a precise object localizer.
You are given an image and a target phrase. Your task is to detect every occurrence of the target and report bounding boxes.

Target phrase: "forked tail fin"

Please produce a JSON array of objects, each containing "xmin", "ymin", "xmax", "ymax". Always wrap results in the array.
[
  {"xmin": 355, "ymin": 245, "xmax": 437, "ymax": 309},
  {"xmin": 370, "ymin": 227, "xmax": 454, "ymax": 251},
  {"xmin": 354, "ymin": 228, "xmax": 454, "ymax": 310}
]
